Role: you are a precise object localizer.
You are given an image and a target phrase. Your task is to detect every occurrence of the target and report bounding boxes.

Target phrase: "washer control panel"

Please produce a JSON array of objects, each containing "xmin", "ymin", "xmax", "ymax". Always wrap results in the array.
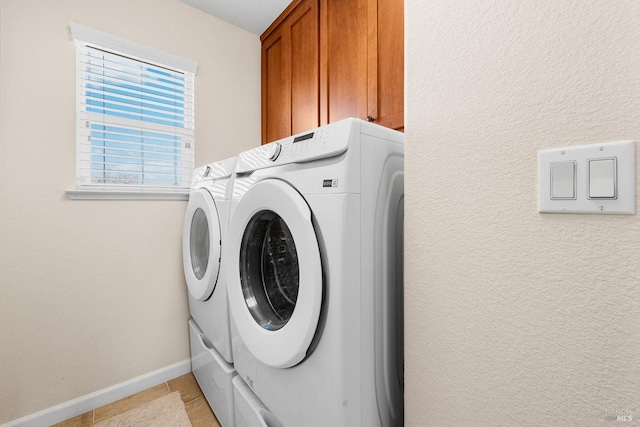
[
  {"xmin": 266, "ymin": 142, "xmax": 282, "ymax": 161},
  {"xmin": 236, "ymin": 119, "xmax": 356, "ymax": 174}
]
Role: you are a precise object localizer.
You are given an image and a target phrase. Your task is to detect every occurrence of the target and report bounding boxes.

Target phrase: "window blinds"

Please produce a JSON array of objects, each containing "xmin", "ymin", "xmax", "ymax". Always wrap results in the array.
[{"xmin": 73, "ymin": 27, "xmax": 195, "ymax": 192}]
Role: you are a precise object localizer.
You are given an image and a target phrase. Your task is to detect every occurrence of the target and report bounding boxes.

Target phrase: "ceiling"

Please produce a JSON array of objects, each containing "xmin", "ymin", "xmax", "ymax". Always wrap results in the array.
[{"xmin": 180, "ymin": 0, "xmax": 294, "ymax": 36}]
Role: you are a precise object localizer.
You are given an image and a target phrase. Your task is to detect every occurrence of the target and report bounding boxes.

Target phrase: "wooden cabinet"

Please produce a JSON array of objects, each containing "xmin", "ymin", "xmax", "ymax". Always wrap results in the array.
[
  {"xmin": 261, "ymin": 0, "xmax": 403, "ymax": 144},
  {"xmin": 366, "ymin": 0, "xmax": 404, "ymax": 130},
  {"xmin": 261, "ymin": 0, "xmax": 319, "ymax": 144},
  {"xmin": 320, "ymin": 0, "xmax": 404, "ymax": 130},
  {"xmin": 319, "ymin": 0, "xmax": 367, "ymax": 126}
]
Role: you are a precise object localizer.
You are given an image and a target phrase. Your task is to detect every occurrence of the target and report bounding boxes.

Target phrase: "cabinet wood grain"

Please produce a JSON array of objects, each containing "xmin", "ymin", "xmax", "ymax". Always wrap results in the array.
[
  {"xmin": 261, "ymin": 0, "xmax": 319, "ymax": 144},
  {"xmin": 262, "ymin": 0, "xmax": 403, "ymax": 144},
  {"xmin": 320, "ymin": 0, "xmax": 368, "ymax": 125},
  {"xmin": 368, "ymin": 0, "xmax": 404, "ymax": 130}
]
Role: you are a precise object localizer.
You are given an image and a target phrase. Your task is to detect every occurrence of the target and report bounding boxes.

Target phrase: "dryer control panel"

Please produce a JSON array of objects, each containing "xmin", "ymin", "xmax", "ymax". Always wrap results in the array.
[{"xmin": 191, "ymin": 157, "xmax": 236, "ymax": 187}]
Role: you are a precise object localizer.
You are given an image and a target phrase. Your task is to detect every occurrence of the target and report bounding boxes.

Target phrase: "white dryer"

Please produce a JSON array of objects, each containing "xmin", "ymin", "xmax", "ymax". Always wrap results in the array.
[
  {"xmin": 226, "ymin": 119, "xmax": 404, "ymax": 427},
  {"xmin": 184, "ymin": 157, "xmax": 236, "ymax": 362},
  {"xmin": 183, "ymin": 157, "xmax": 237, "ymax": 427}
]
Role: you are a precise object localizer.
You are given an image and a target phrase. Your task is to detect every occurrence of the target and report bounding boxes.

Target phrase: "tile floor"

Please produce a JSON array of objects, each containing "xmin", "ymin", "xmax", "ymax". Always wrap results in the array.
[{"xmin": 52, "ymin": 373, "xmax": 220, "ymax": 427}]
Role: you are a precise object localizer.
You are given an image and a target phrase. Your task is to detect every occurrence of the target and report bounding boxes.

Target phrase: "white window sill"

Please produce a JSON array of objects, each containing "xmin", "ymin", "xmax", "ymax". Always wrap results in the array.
[{"xmin": 66, "ymin": 189, "xmax": 189, "ymax": 201}]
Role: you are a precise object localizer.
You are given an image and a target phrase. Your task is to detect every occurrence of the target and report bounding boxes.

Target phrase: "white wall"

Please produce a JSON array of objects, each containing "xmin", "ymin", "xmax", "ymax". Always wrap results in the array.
[
  {"xmin": 405, "ymin": 1, "xmax": 639, "ymax": 425},
  {"xmin": 0, "ymin": 0, "xmax": 260, "ymax": 423}
]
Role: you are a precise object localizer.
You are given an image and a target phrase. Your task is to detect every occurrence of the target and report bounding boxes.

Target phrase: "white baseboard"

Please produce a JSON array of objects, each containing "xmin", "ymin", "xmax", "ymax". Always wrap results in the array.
[{"xmin": 2, "ymin": 359, "xmax": 192, "ymax": 427}]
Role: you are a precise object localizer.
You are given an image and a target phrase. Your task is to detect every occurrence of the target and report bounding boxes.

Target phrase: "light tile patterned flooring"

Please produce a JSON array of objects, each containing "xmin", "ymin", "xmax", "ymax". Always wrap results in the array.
[{"xmin": 52, "ymin": 373, "xmax": 220, "ymax": 427}]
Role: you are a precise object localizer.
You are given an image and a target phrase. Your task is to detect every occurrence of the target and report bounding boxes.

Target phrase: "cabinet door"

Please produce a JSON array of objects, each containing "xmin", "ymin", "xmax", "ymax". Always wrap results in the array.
[
  {"xmin": 290, "ymin": 0, "xmax": 319, "ymax": 135},
  {"xmin": 320, "ymin": 0, "xmax": 368, "ymax": 124},
  {"xmin": 367, "ymin": 0, "xmax": 404, "ymax": 130},
  {"xmin": 262, "ymin": 28, "xmax": 289, "ymax": 144},
  {"xmin": 262, "ymin": 0, "xmax": 319, "ymax": 144}
]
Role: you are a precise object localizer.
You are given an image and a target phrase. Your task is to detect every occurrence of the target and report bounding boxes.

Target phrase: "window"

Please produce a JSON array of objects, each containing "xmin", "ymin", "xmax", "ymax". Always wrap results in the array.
[{"xmin": 68, "ymin": 24, "xmax": 197, "ymax": 199}]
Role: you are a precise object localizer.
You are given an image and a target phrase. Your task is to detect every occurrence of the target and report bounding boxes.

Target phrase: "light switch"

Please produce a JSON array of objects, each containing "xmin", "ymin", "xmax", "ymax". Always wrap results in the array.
[
  {"xmin": 538, "ymin": 140, "xmax": 634, "ymax": 214},
  {"xmin": 550, "ymin": 161, "xmax": 576, "ymax": 199},
  {"xmin": 588, "ymin": 158, "xmax": 617, "ymax": 199}
]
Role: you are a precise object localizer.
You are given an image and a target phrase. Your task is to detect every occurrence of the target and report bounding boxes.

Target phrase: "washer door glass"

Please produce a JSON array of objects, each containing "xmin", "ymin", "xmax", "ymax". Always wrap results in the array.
[
  {"xmin": 226, "ymin": 179, "xmax": 322, "ymax": 368},
  {"xmin": 240, "ymin": 211, "xmax": 299, "ymax": 331},
  {"xmin": 190, "ymin": 208, "xmax": 210, "ymax": 280}
]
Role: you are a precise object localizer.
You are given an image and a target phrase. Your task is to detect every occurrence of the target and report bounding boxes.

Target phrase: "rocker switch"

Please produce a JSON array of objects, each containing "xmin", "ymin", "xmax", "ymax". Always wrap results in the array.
[
  {"xmin": 550, "ymin": 161, "xmax": 576, "ymax": 200},
  {"xmin": 588, "ymin": 158, "xmax": 617, "ymax": 199}
]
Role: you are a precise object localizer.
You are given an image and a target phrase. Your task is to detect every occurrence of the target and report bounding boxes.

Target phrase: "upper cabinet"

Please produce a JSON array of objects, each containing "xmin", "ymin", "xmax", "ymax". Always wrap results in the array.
[
  {"xmin": 261, "ymin": 0, "xmax": 320, "ymax": 144},
  {"xmin": 261, "ymin": 0, "xmax": 404, "ymax": 144},
  {"xmin": 366, "ymin": 0, "xmax": 404, "ymax": 130}
]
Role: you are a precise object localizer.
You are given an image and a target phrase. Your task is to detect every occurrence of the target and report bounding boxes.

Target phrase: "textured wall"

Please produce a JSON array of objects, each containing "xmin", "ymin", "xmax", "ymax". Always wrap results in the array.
[
  {"xmin": 0, "ymin": 0, "xmax": 260, "ymax": 423},
  {"xmin": 405, "ymin": 1, "xmax": 640, "ymax": 426}
]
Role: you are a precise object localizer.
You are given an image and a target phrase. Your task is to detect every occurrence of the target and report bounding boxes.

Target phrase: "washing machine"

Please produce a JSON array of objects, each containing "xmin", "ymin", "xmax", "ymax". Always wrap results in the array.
[
  {"xmin": 183, "ymin": 157, "xmax": 237, "ymax": 427},
  {"xmin": 226, "ymin": 118, "xmax": 404, "ymax": 427}
]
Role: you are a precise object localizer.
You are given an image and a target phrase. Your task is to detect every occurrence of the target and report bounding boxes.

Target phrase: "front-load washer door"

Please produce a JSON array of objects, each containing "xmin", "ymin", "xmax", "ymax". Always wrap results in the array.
[
  {"xmin": 227, "ymin": 179, "xmax": 322, "ymax": 369},
  {"xmin": 183, "ymin": 188, "xmax": 222, "ymax": 301}
]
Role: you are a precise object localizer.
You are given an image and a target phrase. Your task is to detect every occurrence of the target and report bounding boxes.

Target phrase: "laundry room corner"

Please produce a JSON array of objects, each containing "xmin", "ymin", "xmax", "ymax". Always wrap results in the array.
[
  {"xmin": 404, "ymin": 1, "xmax": 640, "ymax": 426},
  {"xmin": 0, "ymin": 0, "xmax": 260, "ymax": 424}
]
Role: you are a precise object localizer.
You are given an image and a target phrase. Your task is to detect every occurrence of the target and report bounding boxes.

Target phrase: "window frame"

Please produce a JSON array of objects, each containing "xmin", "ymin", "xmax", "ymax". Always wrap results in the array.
[{"xmin": 67, "ymin": 23, "xmax": 198, "ymax": 200}]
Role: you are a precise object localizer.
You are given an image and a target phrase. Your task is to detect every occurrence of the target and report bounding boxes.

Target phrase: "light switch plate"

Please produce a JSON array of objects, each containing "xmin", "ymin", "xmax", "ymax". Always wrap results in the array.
[{"xmin": 538, "ymin": 141, "xmax": 635, "ymax": 214}]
